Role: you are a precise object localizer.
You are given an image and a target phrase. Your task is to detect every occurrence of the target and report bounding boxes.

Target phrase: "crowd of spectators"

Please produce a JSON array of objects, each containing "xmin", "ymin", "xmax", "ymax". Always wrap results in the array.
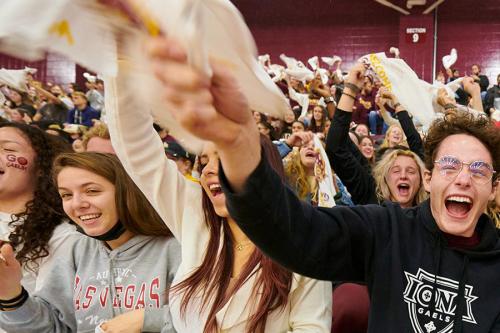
[{"xmin": 0, "ymin": 50, "xmax": 498, "ymax": 333}]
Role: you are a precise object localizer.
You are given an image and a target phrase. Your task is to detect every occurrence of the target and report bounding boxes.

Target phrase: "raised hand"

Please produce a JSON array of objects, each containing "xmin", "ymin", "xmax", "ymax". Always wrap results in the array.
[
  {"xmin": 338, "ymin": 62, "xmax": 367, "ymax": 112},
  {"xmin": 436, "ymin": 88, "xmax": 455, "ymax": 107},
  {"xmin": 286, "ymin": 131, "xmax": 314, "ymax": 148},
  {"xmin": 461, "ymin": 77, "xmax": 484, "ymax": 112},
  {"xmin": 147, "ymin": 36, "xmax": 257, "ymax": 150},
  {"xmin": 462, "ymin": 77, "xmax": 481, "ymax": 96},
  {"xmin": 147, "ymin": 36, "xmax": 260, "ymax": 192},
  {"xmin": 344, "ymin": 62, "xmax": 366, "ymax": 91},
  {"xmin": 0, "ymin": 244, "xmax": 23, "ymax": 301}
]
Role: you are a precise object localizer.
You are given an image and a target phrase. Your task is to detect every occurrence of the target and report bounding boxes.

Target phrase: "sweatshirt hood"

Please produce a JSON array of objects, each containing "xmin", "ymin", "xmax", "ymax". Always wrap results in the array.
[
  {"xmin": 419, "ymin": 199, "xmax": 500, "ymax": 256},
  {"xmin": 418, "ymin": 199, "xmax": 500, "ymax": 332}
]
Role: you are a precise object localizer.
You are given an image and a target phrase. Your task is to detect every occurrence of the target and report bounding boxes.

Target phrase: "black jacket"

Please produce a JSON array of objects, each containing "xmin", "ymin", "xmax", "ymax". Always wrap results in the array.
[
  {"xmin": 221, "ymin": 155, "xmax": 500, "ymax": 332},
  {"xmin": 476, "ymin": 75, "xmax": 490, "ymax": 93},
  {"xmin": 485, "ymin": 85, "xmax": 500, "ymax": 112},
  {"xmin": 325, "ymin": 109, "xmax": 424, "ymax": 205}
]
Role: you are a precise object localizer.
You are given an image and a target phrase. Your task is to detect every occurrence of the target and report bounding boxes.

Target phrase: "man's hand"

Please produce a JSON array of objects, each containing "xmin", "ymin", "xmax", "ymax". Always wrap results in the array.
[
  {"xmin": 462, "ymin": 77, "xmax": 481, "ymax": 96},
  {"xmin": 147, "ymin": 36, "xmax": 260, "ymax": 192},
  {"xmin": 147, "ymin": 37, "xmax": 256, "ymax": 150},
  {"xmin": 462, "ymin": 77, "xmax": 484, "ymax": 112},
  {"xmin": 99, "ymin": 309, "xmax": 144, "ymax": 333},
  {"xmin": 337, "ymin": 62, "xmax": 367, "ymax": 113},
  {"xmin": 344, "ymin": 63, "xmax": 366, "ymax": 90}
]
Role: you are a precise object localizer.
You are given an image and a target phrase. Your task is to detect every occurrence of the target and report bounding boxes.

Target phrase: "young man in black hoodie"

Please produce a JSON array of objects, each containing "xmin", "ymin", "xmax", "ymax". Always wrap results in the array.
[{"xmin": 146, "ymin": 37, "xmax": 500, "ymax": 332}]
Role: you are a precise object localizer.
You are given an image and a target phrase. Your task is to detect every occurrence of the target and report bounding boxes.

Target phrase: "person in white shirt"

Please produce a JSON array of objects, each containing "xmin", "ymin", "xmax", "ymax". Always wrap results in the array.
[{"xmin": 106, "ymin": 76, "xmax": 332, "ymax": 332}]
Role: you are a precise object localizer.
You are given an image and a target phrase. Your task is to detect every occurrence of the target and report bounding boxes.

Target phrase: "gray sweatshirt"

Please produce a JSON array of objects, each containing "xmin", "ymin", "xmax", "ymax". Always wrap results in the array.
[{"xmin": 0, "ymin": 234, "xmax": 181, "ymax": 333}]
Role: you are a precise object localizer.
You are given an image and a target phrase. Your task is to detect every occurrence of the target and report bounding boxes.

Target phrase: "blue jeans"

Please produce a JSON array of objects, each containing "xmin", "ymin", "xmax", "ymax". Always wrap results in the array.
[{"xmin": 368, "ymin": 110, "xmax": 388, "ymax": 135}]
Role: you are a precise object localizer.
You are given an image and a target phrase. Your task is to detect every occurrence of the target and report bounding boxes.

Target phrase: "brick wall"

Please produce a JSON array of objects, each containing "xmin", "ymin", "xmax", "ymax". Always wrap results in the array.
[{"xmin": 1, "ymin": 0, "xmax": 499, "ymax": 85}]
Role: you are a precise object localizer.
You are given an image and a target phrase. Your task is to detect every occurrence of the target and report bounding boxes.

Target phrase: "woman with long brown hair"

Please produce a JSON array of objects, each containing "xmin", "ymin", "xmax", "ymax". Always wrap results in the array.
[
  {"xmin": 0, "ymin": 152, "xmax": 180, "ymax": 333},
  {"xmin": 106, "ymin": 76, "xmax": 332, "ymax": 332}
]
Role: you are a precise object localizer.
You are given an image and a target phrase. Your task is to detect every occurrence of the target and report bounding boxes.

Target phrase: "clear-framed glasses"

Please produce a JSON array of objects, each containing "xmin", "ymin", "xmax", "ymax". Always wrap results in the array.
[{"xmin": 434, "ymin": 155, "xmax": 496, "ymax": 185}]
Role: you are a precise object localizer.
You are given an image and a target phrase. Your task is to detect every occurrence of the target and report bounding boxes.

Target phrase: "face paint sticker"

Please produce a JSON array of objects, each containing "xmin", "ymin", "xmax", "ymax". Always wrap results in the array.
[
  {"xmin": 6, "ymin": 154, "xmax": 28, "ymax": 171},
  {"xmin": 17, "ymin": 157, "xmax": 28, "ymax": 166}
]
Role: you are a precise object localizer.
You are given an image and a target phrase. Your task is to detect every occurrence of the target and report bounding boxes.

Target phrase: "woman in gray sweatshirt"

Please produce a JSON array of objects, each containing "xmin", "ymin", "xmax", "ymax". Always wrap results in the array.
[{"xmin": 0, "ymin": 152, "xmax": 181, "ymax": 333}]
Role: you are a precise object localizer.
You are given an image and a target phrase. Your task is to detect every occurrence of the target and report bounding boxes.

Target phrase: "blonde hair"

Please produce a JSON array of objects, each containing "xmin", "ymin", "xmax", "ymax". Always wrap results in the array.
[
  {"xmin": 81, "ymin": 123, "xmax": 110, "ymax": 149},
  {"xmin": 372, "ymin": 149, "xmax": 428, "ymax": 205},
  {"xmin": 284, "ymin": 148, "xmax": 314, "ymax": 200},
  {"xmin": 380, "ymin": 124, "xmax": 408, "ymax": 149}
]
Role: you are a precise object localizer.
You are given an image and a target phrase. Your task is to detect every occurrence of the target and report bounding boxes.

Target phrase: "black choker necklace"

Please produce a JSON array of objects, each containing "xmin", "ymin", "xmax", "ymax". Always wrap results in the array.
[{"xmin": 76, "ymin": 220, "xmax": 127, "ymax": 241}]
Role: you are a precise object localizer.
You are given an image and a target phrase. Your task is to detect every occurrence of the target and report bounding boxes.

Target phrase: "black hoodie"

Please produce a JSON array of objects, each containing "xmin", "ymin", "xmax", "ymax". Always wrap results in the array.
[{"xmin": 221, "ymin": 154, "xmax": 500, "ymax": 332}]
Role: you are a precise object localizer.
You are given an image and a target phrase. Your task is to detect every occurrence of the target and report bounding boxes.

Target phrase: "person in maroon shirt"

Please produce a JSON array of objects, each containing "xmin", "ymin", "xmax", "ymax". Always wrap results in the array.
[{"xmin": 352, "ymin": 76, "xmax": 379, "ymax": 132}]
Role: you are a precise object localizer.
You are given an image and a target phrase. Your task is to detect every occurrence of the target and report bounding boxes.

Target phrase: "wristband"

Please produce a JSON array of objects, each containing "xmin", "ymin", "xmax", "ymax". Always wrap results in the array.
[
  {"xmin": 444, "ymin": 103, "xmax": 457, "ymax": 110},
  {"xmin": 0, "ymin": 287, "xmax": 29, "ymax": 311},
  {"xmin": 344, "ymin": 82, "xmax": 361, "ymax": 94},
  {"xmin": 342, "ymin": 92, "xmax": 357, "ymax": 101},
  {"xmin": 393, "ymin": 102, "xmax": 401, "ymax": 109}
]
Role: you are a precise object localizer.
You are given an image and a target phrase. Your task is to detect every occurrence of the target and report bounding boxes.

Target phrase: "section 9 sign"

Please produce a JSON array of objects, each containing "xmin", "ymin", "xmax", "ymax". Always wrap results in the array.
[{"xmin": 406, "ymin": 28, "xmax": 427, "ymax": 44}]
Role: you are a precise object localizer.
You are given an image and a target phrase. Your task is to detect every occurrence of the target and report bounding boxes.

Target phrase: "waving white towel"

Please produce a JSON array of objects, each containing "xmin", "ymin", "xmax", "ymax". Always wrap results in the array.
[{"xmin": 0, "ymin": 0, "xmax": 289, "ymax": 153}]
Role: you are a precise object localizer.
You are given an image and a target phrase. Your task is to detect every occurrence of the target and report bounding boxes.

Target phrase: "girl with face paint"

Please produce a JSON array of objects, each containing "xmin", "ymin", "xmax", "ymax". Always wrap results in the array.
[
  {"xmin": 0, "ymin": 123, "xmax": 78, "ymax": 295},
  {"xmin": 0, "ymin": 152, "xmax": 180, "ymax": 333}
]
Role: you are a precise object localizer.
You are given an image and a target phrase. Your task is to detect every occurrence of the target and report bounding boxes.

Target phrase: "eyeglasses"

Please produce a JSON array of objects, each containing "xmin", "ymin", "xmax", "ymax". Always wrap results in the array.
[{"xmin": 434, "ymin": 155, "xmax": 496, "ymax": 185}]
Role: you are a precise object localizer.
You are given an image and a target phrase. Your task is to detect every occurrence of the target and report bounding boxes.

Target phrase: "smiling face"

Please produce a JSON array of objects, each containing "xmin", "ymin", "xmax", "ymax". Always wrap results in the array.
[
  {"xmin": 387, "ymin": 126, "xmax": 403, "ymax": 147},
  {"xmin": 359, "ymin": 137, "xmax": 374, "ymax": 160},
  {"xmin": 0, "ymin": 127, "xmax": 37, "ymax": 202},
  {"xmin": 57, "ymin": 167, "xmax": 118, "ymax": 237},
  {"xmin": 199, "ymin": 143, "xmax": 229, "ymax": 217},
  {"xmin": 424, "ymin": 134, "xmax": 496, "ymax": 237},
  {"xmin": 386, "ymin": 155, "xmax": 421, "ymax": 208}
]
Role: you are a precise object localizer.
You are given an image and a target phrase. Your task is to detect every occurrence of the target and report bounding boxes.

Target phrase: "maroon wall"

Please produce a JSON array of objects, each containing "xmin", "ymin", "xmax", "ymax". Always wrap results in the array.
[
  {"xmin": 0, "ymin": 53, "xmax": 47, "ymax": 82},
  {"xmin": 234, "ymin": 0, "xmax": 500, "ymax": 83},
  {"xmin": 1, "ymin": 0, "xmax": 499, "ymax": 84},
  {"xmin": 436, "ymin": 0, "xmax": 500, "ymax": 83},
  {"xmin": 236, "ymin": 0, "xmax": 400, "ymax": 71}
]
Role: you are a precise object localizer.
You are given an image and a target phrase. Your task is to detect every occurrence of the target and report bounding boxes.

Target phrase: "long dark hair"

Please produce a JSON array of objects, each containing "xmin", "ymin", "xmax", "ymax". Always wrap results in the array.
[
  {"xmin": 171, "ymin": 135, "xmax": 292, "ymax": 333},
  {"xmin": 1, "ymin": 123, "xmax": 71, "ymax": 270},
  {"xmin": 52, "ymin": 152, "xmax": 173, "ymax": 237},
  {"xmin": 308, "ymin": 105, "xmax": 327, "ymax": 133}
]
